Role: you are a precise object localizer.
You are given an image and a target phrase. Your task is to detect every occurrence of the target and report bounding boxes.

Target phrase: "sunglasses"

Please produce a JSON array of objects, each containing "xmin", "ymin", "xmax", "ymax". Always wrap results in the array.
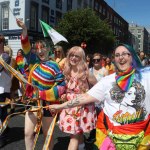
[{"xmin": 93, "ymin": 59, "xmax": 101, "ymax": 63}]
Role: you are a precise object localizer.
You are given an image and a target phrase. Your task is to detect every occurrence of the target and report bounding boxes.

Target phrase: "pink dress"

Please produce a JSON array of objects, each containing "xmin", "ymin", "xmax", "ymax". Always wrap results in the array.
[{"xmin": 59, "ymin": 77, "xmax": 97, "ymax": 134}]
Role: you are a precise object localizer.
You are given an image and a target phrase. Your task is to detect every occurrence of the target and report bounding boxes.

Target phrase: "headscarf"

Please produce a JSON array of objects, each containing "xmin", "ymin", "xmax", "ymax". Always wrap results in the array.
[{"xmin": 115, "ymin": 66, "xmax": 135, "ymax": 91}]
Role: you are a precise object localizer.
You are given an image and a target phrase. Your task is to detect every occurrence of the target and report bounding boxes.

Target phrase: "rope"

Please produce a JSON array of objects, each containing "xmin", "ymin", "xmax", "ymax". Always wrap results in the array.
[
  {"xmin": 42, "ymin": 113, "xmax": 58, "ymax": 150},
  {"xmin": 0, "ymin": 56, "xmax": 57, "ymax": 149}
]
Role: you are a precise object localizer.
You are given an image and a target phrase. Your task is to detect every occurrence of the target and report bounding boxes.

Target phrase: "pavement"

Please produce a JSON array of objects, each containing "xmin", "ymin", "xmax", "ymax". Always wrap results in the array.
[{"xmin": 0, "ymin": 105, "xmax": 94, "ymax": 150}]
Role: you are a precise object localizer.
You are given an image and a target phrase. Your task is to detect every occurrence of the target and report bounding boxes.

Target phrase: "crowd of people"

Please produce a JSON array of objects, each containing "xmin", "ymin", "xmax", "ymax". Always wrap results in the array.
[{"xmin": 0, "ymin": 18, "xmax": 150, "ymax": 150}]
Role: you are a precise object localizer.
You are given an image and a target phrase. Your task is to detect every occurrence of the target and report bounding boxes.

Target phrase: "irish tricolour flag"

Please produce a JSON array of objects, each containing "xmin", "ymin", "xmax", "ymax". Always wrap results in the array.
[{"xmin": 39, "ymin": 20, "xmax": 68, "ymax": 45}]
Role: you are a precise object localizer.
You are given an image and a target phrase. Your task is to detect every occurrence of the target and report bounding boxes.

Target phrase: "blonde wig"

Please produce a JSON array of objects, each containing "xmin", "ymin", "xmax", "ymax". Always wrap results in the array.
[{"xmin": 64, "ymin": 46, "xmax": 89, "ymax": 83}]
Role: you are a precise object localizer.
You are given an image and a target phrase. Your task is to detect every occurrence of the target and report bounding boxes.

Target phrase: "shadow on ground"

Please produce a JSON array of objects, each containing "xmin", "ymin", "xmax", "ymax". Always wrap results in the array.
[
  {"xmin": 7, "ymin": 127, "xmax": 24, "ymax": 144},
  {"xmin": 53, "ymin": 136, "xmax": 70, "ymax": 150}
]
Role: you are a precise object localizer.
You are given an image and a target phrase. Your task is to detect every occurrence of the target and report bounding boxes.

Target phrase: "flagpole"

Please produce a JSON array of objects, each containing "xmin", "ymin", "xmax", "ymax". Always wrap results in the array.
[{"xmin": 8, "ymin": 6, "xmax": 17, "ymax": 20}]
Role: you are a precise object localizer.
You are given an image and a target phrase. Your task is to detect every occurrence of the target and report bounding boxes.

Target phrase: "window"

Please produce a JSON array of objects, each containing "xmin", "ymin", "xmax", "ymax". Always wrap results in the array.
[
  {"xmin": 41, "ymin": 6, "xmax": 49, "ymax": 23},
  {"xmin": 50, "ymin": 16, "xmax": 55, "ymax": 23},
  {"xmin": 30, "ymin": 2, "xmax": 38, "ymax": 31},
  {"xmin": 107, "ymin": 11, "xmax": 109, "ymax": 18},
  {"xmin": 67, "ymin": 0, "xmax": 72, "ymax": 11},
  {"xmin": 103, "ymin": 8, "xmax": 106, "ymax": 15},
  {"xmin": 51, "ymin": 9, "xmax": 54, "ymax": 15},
  {"xmin": 83, "ymin": 0, "xmax": 88, "ymax": 8},
  {"xmin": 2, "ymin": 5, "xmax": 9, "ymax": 30},
  {"xmin": 138, "ymin": 29, "xmax": 141, "ymax": 33},
  {"xmin": 56, "ymin": 0, "xmax": 62, "ymax": 10},
  {"xmin": 89, "ymin": 0, "xmax": 92, "ymax": 8},
  {"xmin": 55, "ymin": 11, "xmax": 62, "ymax": 25},
  {"xmin": 42, "ymin": 0, "xmax": 49, "ymax": 4},
  {"xmin": 99, "ymin": 5, "xmax": 102, "ymax": 13},
  {"xmin": 77, "ymin": 0, "xmax": 82, "ymax": 8},
  {"xmin": 94, "ymin": 2, "xmax": 99, "ymax": 11},
  {"xmin": 138, "ymin": 35, "xmax": 141, "ymax": 38}
]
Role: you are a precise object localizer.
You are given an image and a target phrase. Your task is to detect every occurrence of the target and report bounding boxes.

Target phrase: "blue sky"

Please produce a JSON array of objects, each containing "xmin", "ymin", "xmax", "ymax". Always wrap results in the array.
[{"xmin": 105, "ymin": 0, "xmax": 150, "ymax": 28}]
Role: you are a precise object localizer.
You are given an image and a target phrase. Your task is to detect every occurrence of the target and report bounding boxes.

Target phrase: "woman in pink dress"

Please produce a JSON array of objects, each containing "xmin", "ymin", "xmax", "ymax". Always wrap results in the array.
[{"xmin": 59, "ymin": 46, "xmax": 97, "ymax": 150}]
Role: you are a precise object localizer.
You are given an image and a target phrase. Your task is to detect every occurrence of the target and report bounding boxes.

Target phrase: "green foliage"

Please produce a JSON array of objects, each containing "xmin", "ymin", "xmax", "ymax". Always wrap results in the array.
[{"xmin": 57, "ymin": 8, "xmax": 115, "ymax": 55}]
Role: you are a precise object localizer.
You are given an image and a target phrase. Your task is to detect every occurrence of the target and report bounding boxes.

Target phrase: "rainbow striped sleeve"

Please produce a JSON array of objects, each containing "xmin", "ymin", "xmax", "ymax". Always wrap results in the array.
[
  {"xmin": 39, "ymin": 71, "xmax": 66, "ymax": 101},
  {"xmin": 21, "ymin": 34, "xmax": 39, "ymax": 69},
  {"xmin": 39, "ymin": 62, "xmax": 66, "ymax": 101},
  {"xmin": 21, "ymin": 34, "xmax": 31, "ymax": 55}
]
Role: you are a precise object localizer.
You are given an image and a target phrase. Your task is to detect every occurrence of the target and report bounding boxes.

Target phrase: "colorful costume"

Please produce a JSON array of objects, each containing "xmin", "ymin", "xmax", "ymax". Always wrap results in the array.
[
  {"xmin": 59, "ymin": 77, "xmax": 97, "ymax": 134},
  {"xmin": 21, "ymin": 35, "xmax": 39, "ymax": 70},
  {"xmin": 105, "ymin": 63, "xmax": 115, "ymax": 75},
  {"xmin": 16, "ymin": 55, "xmax": 28, "ymax": 77},
  {"xmin": 21, "ymin": 35, "xmax": 66, "ymax": 103},
  {"xmin": 55, "ymin": 58, "xmax": 66, "ymax": 70},
  {"xmin": 88, "ymin": 70, "xmax": 150, "ymax": 150}
]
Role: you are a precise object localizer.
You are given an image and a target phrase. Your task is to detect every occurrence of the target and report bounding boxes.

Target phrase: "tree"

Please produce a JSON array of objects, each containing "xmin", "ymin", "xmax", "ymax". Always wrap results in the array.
[{"xmin": 56, "ymin": 8, "xmax": 115, "ymax": 55}]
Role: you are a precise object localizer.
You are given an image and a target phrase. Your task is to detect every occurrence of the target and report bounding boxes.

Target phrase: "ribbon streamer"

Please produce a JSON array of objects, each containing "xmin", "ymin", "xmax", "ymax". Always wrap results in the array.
[
  {"xmin": 42, "ymin": 113, "xmax": 58, "ymax": 150},
  {"xmin": 0, "ymin": 56, "xmax": 57, "ymax": 149}
]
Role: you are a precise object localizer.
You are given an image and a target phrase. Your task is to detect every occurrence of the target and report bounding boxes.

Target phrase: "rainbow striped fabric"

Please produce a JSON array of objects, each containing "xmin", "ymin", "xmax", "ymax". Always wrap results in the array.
[
  {"xmin": 115, "ymin": 67, "xmax": 135, "ymax": 92},
  {"xmin": 21, "ymin": 35, "xmax": 66, "ymax": 101},
  {"xmin": 16, "ymin": 56, "xmax": 26, "ymax": 74},
  {"xmin": 21, "ymin": 35, "xmax": 39, "ymax": 70}
]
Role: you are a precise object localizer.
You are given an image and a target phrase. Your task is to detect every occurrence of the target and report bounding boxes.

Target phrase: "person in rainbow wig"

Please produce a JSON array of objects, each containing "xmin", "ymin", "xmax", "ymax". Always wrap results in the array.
[
  {"xmin": 16, "ymin": 19, "xmax": 66, "ymax": 150},
  {"xmin": 49, "ymin": 43, "xmax": 150, "ymax": 150}
]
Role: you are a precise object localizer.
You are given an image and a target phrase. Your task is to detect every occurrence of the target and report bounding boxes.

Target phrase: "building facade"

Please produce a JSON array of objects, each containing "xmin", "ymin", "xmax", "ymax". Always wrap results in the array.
[
  {"xmin": 0, "ymin": 0, "xmax": 94, "ymax": 57},
  {"xmin": 94, "ymin": 0, "xmax": 129, "ymax": 46},
  {"xmin": 129, "ymin": 24, "xmax": 149, "ymax": 54},
  {"xmin": 0, "ymin": 0, "xmax": 130, "ymax": 57}
]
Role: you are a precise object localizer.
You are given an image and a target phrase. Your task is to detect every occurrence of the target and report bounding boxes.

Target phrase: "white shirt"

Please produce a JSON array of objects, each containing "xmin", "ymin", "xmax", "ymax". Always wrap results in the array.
[{"xmin": 88, "ymin": 70, "xmax": 150, "ymax": 126}]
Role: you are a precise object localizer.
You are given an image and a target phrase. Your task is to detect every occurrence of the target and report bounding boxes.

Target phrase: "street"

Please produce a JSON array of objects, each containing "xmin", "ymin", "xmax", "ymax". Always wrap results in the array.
[
  {"xmin": 1, "ymin": 115, "xmax": 70, "ymax": 150},
  {"xmin": 0, "ymin": 106, "xmax": 93, "ymax": 150}
]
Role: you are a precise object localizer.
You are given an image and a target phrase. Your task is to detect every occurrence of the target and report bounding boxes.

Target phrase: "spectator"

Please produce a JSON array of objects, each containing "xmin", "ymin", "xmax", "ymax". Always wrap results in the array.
[
  {"xmin": 4, "ymin": 45, "xmax": 18, "ymax": 114},
  {"xmin": 54, "ymin": 45, "xmax": 66, "ymax": 70},
  {"xmin": 86, "ymin": 54, "xmax": 93, "ymax": 68},
  {"xmin": 139, "ymin": 51, "xmax": 148, "ymax": 66},
  {"xmin": 0, "ymin": 35, "xmax": 11, "ymax": 148},
  {"xmin": 89, "ymin": 53, "xmax": 108, "ymax": 81},
  {"xmin": 105, "ymin": 56, "xmax": 115, "ymax": 75}
]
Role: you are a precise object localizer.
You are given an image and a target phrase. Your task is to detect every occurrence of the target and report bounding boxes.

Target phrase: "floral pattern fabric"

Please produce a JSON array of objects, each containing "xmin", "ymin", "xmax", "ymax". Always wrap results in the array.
[{"xmin": 59, "ymin": 77, "xmax": 97, "ymax": 134}]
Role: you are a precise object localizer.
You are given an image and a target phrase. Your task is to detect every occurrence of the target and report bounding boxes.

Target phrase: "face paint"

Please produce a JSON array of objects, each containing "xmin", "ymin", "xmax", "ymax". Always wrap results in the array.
[{"xmin": 35, "ymin": 43, "xmax": 49, "ymax": 61}]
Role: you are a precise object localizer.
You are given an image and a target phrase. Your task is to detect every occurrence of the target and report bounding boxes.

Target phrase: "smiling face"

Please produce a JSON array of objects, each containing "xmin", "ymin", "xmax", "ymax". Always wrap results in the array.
[
  {"xmin": 67, "ymin": 46, "xmax": 85, "ymax": 67},
  {"xmin": 69, "ymin": 52, "xmax": 81, "ymax": 66},
  {"xmin": 114, "ymin": 46, "xmax": 132, "ymax": 72},
  {"xmin": 93, "ymin": 55, "xmax": 101, "ymax": 67},
  {"xmin": 35, "ymin": 42, "xmax": 49, "ymax": 61}
]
